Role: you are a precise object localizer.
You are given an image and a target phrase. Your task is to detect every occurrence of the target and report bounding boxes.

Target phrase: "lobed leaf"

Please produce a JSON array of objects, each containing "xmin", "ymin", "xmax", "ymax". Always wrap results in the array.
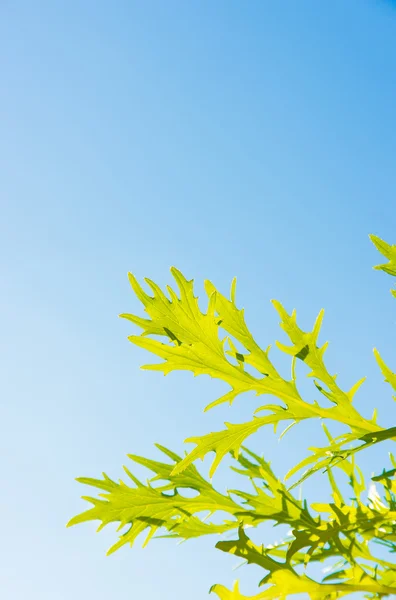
[
  {"xmin": 370, "ymin": 234, "xmax": 396, "ymax": 278},
  {"xmin": 120, "ymin": 267, "xmax": 386, "ymax": 478},
  {"xmin": 67, "ymin": 446, "xmax": 247, "ymax": 554}
]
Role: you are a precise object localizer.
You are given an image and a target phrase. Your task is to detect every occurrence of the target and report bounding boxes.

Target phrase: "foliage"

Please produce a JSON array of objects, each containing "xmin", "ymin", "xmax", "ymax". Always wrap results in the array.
[{"xmin": 68, "ymin": 234, "xmax": 396, "ymax": 598}]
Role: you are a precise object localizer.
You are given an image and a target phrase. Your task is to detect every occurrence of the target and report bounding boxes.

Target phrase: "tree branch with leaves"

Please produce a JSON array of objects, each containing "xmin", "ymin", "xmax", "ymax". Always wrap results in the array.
[{"xmin": 68, "ymin": 234, "xmax": 396, "ymax": 599}]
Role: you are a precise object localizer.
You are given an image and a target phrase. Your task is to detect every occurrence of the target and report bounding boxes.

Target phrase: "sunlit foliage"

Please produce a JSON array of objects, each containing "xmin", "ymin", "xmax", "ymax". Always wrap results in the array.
[{"xmin": 69, "ymin": 235, "xmax": 396, "ymax": 598}]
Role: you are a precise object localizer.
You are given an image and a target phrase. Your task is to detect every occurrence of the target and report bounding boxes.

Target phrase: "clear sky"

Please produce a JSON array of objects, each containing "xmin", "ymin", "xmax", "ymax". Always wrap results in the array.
[{"xmin": 2, "ymin": 1, "xmax": 396, "ymax": 599}]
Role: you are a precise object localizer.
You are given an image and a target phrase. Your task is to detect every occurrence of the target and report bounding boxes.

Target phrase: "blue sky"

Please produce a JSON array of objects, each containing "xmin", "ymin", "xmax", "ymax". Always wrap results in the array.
[{"xmin": 2, "ymin": 1, "xmax": 396, "ymax": 598}]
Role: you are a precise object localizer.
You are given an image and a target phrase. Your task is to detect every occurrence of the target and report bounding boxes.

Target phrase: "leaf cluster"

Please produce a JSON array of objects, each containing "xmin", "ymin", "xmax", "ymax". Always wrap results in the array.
[{"xmin": 69, "ymin": 235, "xmax": 396, "ymax": 598}]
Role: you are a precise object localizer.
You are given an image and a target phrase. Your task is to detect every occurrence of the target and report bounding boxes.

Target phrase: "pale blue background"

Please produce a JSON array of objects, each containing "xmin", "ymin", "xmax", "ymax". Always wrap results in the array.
[{"xmin": 2, "ymin": 1, "xmax": 396, "ymax": 599}]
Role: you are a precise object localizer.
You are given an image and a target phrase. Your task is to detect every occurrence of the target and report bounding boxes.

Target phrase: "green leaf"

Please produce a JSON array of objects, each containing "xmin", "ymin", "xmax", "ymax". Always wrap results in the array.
[
  {"xmin": 370, "ymin": 234, "xmax": 396, "ymax": 277},
  {"xmin": 272, "ymin": 301, "xmax": 375, "ymax": 432},
  {"xmin": 285, "ymin": 425, "xmax": 396, "ymax": 489},
  {"xmin": 67, "ymin": 446, "xmax": 245, "ymax": 554},
  {"xmin": 211, "ymin": 570, "xmax": 396, "ymax": 600},
  {"xmin": 213, "ymin": 528, "xmax": 396, "ymax": 598},
  {"xmin": 121, "ymin": 269, "xmax": 260, "ymax": 410},
  {"xmin": 172, "ymin": 414, "xmax": 287, "ymax": 478},
  {"xmin": 374, "ymin": 348, "xmax": 396, "ymax": 396},
  {"xmin": 215, "ymin": 526, "xmax": 287, "ymax": 576},
  {"xmin": 122, "ymin": 268, "xmax": 383, "ymax": 479},
  {"xmin": 230, "ymin": 449, "xmax": 314, "ymax": 530}
]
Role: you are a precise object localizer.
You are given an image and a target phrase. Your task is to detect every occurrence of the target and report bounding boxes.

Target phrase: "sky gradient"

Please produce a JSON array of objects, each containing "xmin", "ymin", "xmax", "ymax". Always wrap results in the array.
[{"xmin": 2, "ymin": 2, "xmax": 396, "ymax": 599}]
